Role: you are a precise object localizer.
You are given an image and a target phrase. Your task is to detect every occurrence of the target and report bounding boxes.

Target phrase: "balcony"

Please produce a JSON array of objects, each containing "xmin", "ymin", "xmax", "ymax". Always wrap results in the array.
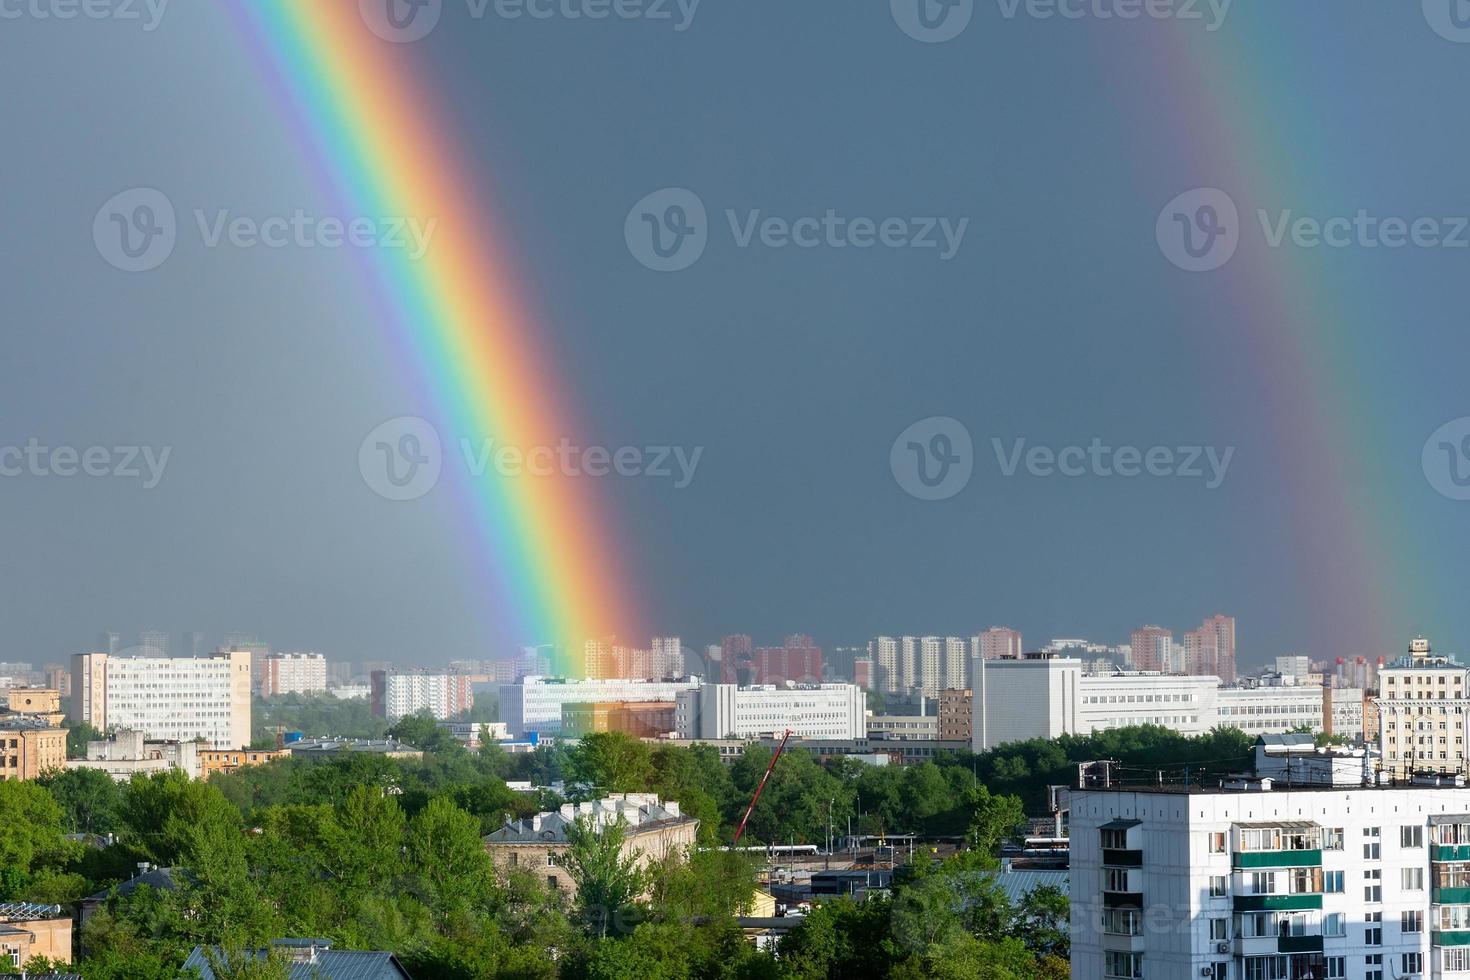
[
  {"xmin": 1232, "ymin": 894, "xmax": 1323, "ymax": 912},
  {"xmin": 1278, "ymin": 935, "xmax": 1325, "ymax": 954},
  {"xmin": 1438, "ymin": 845, "xmax": 1470, "ymax": 862},
  {"xmin": 1437, "ymin": 887, "xmax": 1470, "ymax": 905},
  {"xmin": 1438, "ymin": 930, "xmax": 1470, "ymax": 947},
  {"xmin": 1102, "ymin": 892, "xmax": 1143, "ymax": 910},
  {"xmin": 1233, "ymin": 849, "xmax": 1322, "ymax": 869},
  {"xmin": 1101, "ymin": 848, "xmax": 1143, "ymax": 868}
]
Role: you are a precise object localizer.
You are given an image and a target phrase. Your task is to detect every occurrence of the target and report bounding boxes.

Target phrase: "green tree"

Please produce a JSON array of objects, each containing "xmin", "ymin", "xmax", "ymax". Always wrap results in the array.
[
  {"xmin": 40, "ymin": 765, "xmax": 124, "ymax": 834},
  {"xmin": 0, "ymin": 779, "xmax": 75, "ymax": 898},
  {"xmin": 567, "ymin": 732, "xmax": 655, "ymax": 795},
  {"xmin": 405, "ymin": 795, "xmax": 493, "ymax": 919},
  {"xmin": 560, "ymin": 814, "xmax": 648, "ymax": 938},
  {"xmin": 66, "ymin": 720, "xmax": 105, "ymax": 758}
]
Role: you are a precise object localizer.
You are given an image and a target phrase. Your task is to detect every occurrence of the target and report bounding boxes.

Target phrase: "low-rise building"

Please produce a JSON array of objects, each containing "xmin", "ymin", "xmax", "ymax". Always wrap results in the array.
[
  {"xmin": 865, "ymin": 714, "xmax": 938, "ymax": 740},
  {"xmin": 285, "ymin": 737, "xmax": 422, "ymax": 761},
  {"xmin": 0, "ymin": 718, "xmax": 66, "ymax": 781},
  {"xmin": 561, "ymin": 701, "xmax": 676, "ymax": 739},
  {"xmin": 67, "ymin": 730, "xmax": 200, "ymax": 781},
  {"xmin": 938, "ymin": 688, "xmax": 973, "ymax": 742},
  {"xmin": 5, "ymin": 688, "xmax": 65, "ymax": 725},
  {"xmin": 502, "ymin": 676, "xmax": 701, "ymax": 738},
  {"xmin": 484, "ymin": 794, "xmax": 698, "ymax": 900},
  {"xmin": 675, "ymin": 683, "xmax": 865, "ymax": 741},
  {"xmin": 197, "ymin": 748, "xmax": 288, "ymax": 778},
  {"xmin": 183, "ymin": 938, "xmax": 411, "ymax": 979},
  {"xmin": 0, "ymin": 903, "xmax": 71, "ymax": 969}
]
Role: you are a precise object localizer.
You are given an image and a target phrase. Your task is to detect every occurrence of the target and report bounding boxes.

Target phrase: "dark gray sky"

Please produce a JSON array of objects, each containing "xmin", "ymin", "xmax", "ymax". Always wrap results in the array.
[{"xmin": 4, "ymin": 1, "xmax": 1470, "ymax": 670}]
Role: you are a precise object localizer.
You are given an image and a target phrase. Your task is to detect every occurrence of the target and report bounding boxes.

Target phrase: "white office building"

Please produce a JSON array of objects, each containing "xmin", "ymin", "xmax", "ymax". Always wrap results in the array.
[
  {"xmin": 674, "ymin": 683, "xmax": 865, "ymax": 741},
  {"xmin": 501, "ymin": 675, "xmax": 700, "ymax": 737},
  {"xmin": 973, "ymin": 656, "xmax": 1361, "ymax": 751},
  {"xmin": 1071, "ymin": 758, "xmax": 1470, "ymax": 979},
  {"xmin": 70, "ymin": 651, "xmax": 252, "ymax": 750},
  {"xmin": 1376, "ymin": 636, "xmax": 1470, "ymax": 780}
]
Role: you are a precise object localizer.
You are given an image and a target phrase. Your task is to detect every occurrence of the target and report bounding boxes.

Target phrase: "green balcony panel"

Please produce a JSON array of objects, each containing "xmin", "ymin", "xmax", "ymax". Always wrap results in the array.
[
  {"xmin": 1436, "ymin": 930, "xmax": 1470, "ymax": 947},
  {"xmin": 1278, "ymin": 935, "xmax": 1324, "ymax": 954},
  {"xmin": 1437, "ymin": 845, "xmax": 1470, "ymax": 862},
  {"xmin": 1436, "ymin": 887, "xmax": 1470, "ymax": 905},
  {"xmin": 1233, "ymin": 849, "xmax": 1322, "ymax": 869},
  {"xmin": 1232, "ymin": 895, "xmax": 1323, "ymax": 912}
]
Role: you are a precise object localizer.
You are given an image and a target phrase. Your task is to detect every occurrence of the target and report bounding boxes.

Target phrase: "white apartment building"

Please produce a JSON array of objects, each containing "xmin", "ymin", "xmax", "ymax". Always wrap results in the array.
[
  {"xmin": 674, "ymin": 683, "xmax": 865, "ymax": 741},
  {"xmin": 70, "ymin": 651, "xmax": 251, "ymax": 750},
  {"xmin": 501, "ymin": 676, "xmax": 701, "ymax": 737},
  {"xmin": 973, "ymin": 657, "xmax": 1360, "ymax": 751},
  {"xmin": 371, "ymin": 669, "xmax": 473, "ymax": 723},
  {"xmin": 1072, "ymin": 768, "xmax": 1470, "ymax": 980},
  {"xmin": 1376, "ymin": 637, "xmax": 1470, "ymax": 780},
  {"xmin": 259, "ymin": 652, "xmax": 328, "ymax": 697},
  {"xmin": 872, "ymin": 635, "xmax": 972, "ymax": 697}
]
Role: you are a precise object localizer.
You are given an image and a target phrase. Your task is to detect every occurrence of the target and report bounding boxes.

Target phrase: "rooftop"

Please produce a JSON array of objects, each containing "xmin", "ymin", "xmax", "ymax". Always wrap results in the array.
[
  {"xmin": 182, "ymin": 940, "xmax": 411, "ymax": 980},
  {"xmin": 485, "ymin": 793, "xmax": 693, "ymax": 845},
  {"xmin": 0, "ymin": 902, "xmax": 65, "ymax": 921}
]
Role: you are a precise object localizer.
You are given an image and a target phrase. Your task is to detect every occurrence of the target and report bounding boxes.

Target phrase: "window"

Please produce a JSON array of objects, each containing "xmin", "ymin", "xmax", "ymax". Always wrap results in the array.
[
  {"xmin": 1250, "ymin": 872, "xmax": 1277, "ymax": 895},
  {"xmin": 1365, "ymin": 869, "xmax": 1382, "ymax": 902},
  {"xmin": 1102, "ymin": 828, "xmax": 1128, "ymax": 849},
  {"xmin": 1403, "ymin": 952, "xmax": 1423, "ymax": 975},
  {"xmin": 1325, "ymin": 958, "xmax": 1345, "ymax": 979},
  {"xmin": 1364, "ymin": 841, "xmax": 1381, "ymax": 860},
  {"xmin": 1103, "ymin": 951, "xmax": 1142, "ymax": 979},
  {"xmin": 547, "ymin": 874, "xmax": 558, "ymax": 889},
  {"xmin": 1402, "ymin": 825, "xmax": 1424, "ymax": 848},
  {"xmin": 1403, "ymin": 866, "xmax": 1425, "ymax": 891},
  {"xmin": 1289, "ymin": 867, "xmax": 1322, "ymax": 894},
  {"xmin": 1322, "ymin": 827, "xmax": 1344, "ymax": 850},
  {"xmin": 1324, "ymin": 870, "xmax": 1344, "ymax": 893},
  {"xmin": 1104, "ymin": 869, "xmax": 1130, "ymax": 892},
  {"xmin": 1402, "ymin": 910, "xmax": 1423, "ymax": 933},
  {"xmin": 1444, "ymin": 949, "xmax": 1470, "ymax": 972},
  {"xmin": 546, "ymin": 854, "xmax": 556, "ymax": 867},
  {"xmin": 1210, "ymin": 917, "xmax": 1228, "ymax": 941},
  {"xmin": 1103, "ymin": 908, "xmax": 1140, "ymax": 936},
  {"xmin": 1366, "ymin": 952, "xmax": 1383, "ymax": 980},
  {"xmin": 1208, "ymin": 831, "xmax": 1226, "ymax": 853},
  {"xmin": 1209, "ymin": 874, "xmax": 1228, "ymax": 897},
  {"xmin": 1366, "ymin": 911, "xmax": 1382, "ymax": 945},
  {"xmin": 1324, "ymin": 912, "xmax": 1346, "ymax": 937}
]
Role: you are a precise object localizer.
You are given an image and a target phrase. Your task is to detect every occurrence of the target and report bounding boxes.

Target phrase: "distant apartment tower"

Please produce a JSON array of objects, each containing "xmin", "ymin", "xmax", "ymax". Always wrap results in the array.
[
  {"xmin": 976, "ymin": 627, "xmax": 1023, "ymax": 661},
  {"xmin": 1182, "ymin": 614, "xmax": 1236, "ymax": 683},
  {"xmin": 719, "ymin": 634, "xmax": 755, "ymax": 685},
  {"xmin": 260, "ymin": 652, "xmax": 329, "ymax": 697},
  {"xmin": 1129, "ymin": 625, "xmax": 1174, "ymax": 672},
  {"xmin": 650, "ymin": 636, "xmax": 684, "ymax": 677},
  {"xmin": 370, "ymin": 669, "xmax": 473, "ymax": 723},
  {"xmin": 137, "ymin": 630, "xmax": 169, "ymax": 657},
  {"xmin": 916, "ymin": 636, "xmax": 969, "ymax": 697},
  {"xmin": 182, "ymin": 631, "xmax": 207, "ymax": 657},
  {"xmin": 97, "ymin": 632, "xmax": 120, "ymax": 655},
  {"xmin": 70, "ymin": 650, "xmax": 252, "ymax": 749},
  {"xmin": 938, "ymin": 688, "xmax": 973, "ymax": 741},
  {"xmin": 871, "ymin": 636, "xmax": 900, "ymax": 694},
  {"xmin": 755, "ymin": 635, "xmax": 824, "ymax": 685},
  {"xmin": 852, "ymin": 657, "xmax": 873, "ymax": 690}
]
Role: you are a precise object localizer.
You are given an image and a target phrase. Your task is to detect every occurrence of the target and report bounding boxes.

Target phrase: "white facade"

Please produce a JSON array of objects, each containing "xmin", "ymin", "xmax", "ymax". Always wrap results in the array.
[
  {"xmin": 973, "ymin": 657, "xmax": 1357, "ymax": 751},
  {"xmin": 67, "ymin": 729, "xmax": 201, "ymax": 780},
  {"xmin": 376, "ymin": 670, "xmax": 472, "ymax": 723},
  {"xmin": 501, "ymin": 676, "xmax": 700, "ymax": 737},
  {"xmin": 1376, "ymin": 638, "xmax": 1470, "ymax": 779},
  {"xmin": 70, "ymin": 651, "xmax": 251, "ymax": 750},
  {"xmin": 674, "ymin": 683, "xmax": 865, "ymax": 741},
  {"xmin": 1072, "ymin": 782, "xmax": 1470, "ymax": 980},
  {"xmin": 873, "ymin": 635, "xmax": 973, "ymax": 696},
  {"xmin": 260, "ymin": 652, "xmax": 328, "ymax": 697}
]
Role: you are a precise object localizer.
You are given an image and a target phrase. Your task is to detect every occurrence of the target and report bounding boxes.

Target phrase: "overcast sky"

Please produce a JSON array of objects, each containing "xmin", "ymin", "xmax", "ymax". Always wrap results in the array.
[{"xmin": 3, "ymin": 1, "xmax": 1470, "ymax": 670}]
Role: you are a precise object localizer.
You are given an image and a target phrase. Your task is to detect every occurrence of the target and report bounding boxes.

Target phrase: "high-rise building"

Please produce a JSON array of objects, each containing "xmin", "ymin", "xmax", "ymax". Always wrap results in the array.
[
  {"xmin": 650, "ymin": 636, "xmax": 684, "ymax": 677},
  {"xmin": 719, "ymin": 634, "xmax": 754, "ymax": 685},
  {"xmin": 97, "ymin": 631, "xmax": 120, "ymax": 655},
  {"xmin": 754, "ymin": 635, "xmax": 824, "ymax": 686},
  {"xmin": 915, "ymin": 636, "xmax": 969, "ymax": 697},
  {"xmin": 852, "ymin": 657, "xmax": 873, "ymax": 690},
  {"xmin": 259, "ymin": 653, "xmax": 329, "ymax": 697},
  {"xmin": 976, "ymin": 627, "xmax": 1023, "ymax": 661},
  {"xmin": 70, "ymin": 650, "xmax": 252, "ymax": 749},
  {"xmin": 370, "ymin": 669, "xmax": 473, "ymax": 723},
  {"xmin": 871, "ymin": 636, "xmax": 900, "ymax": 694},
  {"xmin": 1129, "ymin": 625, "xmax": 1174, "ymax": 672},
  {"xmin": 1071, "ymin": 759, "xmax": 1464, "ymax": 980},
  {"xmin": 137, "ymin": 630, "xmax": 169, "ymax": 657}
]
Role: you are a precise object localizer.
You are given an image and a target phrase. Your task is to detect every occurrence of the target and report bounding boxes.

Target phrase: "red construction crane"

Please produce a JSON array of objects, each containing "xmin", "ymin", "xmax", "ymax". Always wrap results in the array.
[{"xmin": 732, "ymin": 729, "xmax": 793, "ymax": 846}]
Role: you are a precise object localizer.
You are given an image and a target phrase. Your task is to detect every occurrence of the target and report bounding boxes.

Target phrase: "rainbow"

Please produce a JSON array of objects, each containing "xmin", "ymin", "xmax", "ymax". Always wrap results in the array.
[
  {"xmin": 230, "ymin": 2, "xmax": 641, "ymax": 673},
  {"xmin": 1113, "ymin": 13, "xmax": 1428, "ymax": 657}
]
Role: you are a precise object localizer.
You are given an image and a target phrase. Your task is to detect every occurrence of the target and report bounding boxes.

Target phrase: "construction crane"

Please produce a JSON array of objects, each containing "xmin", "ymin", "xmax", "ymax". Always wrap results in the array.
[{"xmin": 732, "ymin": 729, "xmax": 793, "ymax": 846}]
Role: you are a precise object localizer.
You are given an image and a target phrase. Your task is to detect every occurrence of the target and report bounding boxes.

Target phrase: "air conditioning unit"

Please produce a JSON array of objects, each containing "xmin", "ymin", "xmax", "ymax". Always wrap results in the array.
[
  {"xmin": 1200, "ymin": 969, "xmax": 1215, "ymax": 977},
  {"xmin": 1215, "ymin": 942, "xmax": 1230, "ymax": 953}
]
